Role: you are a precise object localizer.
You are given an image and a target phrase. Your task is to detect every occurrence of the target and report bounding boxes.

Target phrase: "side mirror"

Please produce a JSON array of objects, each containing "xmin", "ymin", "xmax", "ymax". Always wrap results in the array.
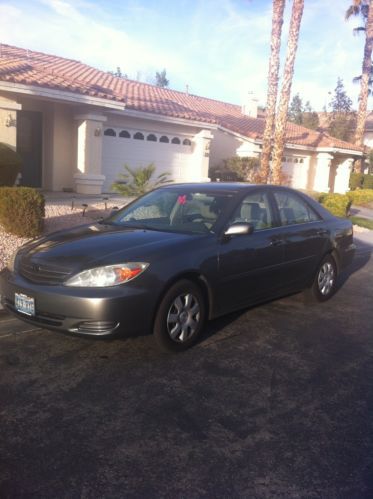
[
  {"xmin": 224, "ymin": 222, "xmax": 254, "ymax": 237},
  {"xmin": 109, "ymin": 206, "xmax": 119, "ymax": 217}
]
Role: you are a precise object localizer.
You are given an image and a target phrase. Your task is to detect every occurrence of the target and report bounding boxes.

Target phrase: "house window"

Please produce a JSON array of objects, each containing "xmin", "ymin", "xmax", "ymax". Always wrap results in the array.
[
  {"xmin": 183, "ymin": 138, "xmax": 192, "ymax": 146},
  {"xmin": 171, "ymin": 137, "xmax": 181, "ymax": 144},
  {"xmin": 104, "ymin": 128, "xmax": 116, "ymax": 137},
  {"xmin": 299, "ymin": 158, "xmax": 304, "ymax": 164},
  {"xmin": 119, "ymin": 130, "xmax": 130, "ymax": 138},
  {"xmin": 160, "ymin": 136, "xmax": 169, "ymax": 143},
  {"xmin": 147, "ymin": 134, "xmax": 157, "ymax": 142},
  {"xmin": 134, "ymin": 132, "xmax": 144, "ymax": 140}
]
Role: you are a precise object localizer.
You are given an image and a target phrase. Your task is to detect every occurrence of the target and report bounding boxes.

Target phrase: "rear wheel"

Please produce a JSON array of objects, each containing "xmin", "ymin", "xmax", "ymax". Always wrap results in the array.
[
  {"xmin": 306, "ymin": 254, "xmax": 337, "ymax": 303},
  {"xmin": 154, "ymin": 279, "xmax": 206, "ymax": 352}
]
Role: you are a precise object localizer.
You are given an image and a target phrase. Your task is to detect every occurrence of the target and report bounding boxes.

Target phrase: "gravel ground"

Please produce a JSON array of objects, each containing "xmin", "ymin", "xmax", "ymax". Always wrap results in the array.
[{"xmin": 0, "ymin": 201, "xmax": 121, "ymax": 271}]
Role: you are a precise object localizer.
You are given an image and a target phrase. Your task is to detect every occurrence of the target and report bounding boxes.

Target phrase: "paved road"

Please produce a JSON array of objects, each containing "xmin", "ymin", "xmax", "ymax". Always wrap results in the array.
[
  {"xmin": 351, "ymin": 204, "xmax": 373, "ymax": 220},
  {"xmin": 0, "ymin": 239, "xmax": 372, "ymax": 498}
]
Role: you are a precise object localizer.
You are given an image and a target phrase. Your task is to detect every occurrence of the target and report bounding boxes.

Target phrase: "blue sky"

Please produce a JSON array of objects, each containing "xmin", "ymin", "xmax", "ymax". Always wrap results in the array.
[{"xmin": 0, "ymin": 0, "xmax": 371, "ymax": 110}]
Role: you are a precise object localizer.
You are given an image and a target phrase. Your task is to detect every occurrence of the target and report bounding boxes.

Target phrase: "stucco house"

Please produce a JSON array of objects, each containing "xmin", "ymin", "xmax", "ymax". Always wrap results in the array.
[{"xmin": 0, "ymin": 44, "xmax": 363, "ymax": 195}]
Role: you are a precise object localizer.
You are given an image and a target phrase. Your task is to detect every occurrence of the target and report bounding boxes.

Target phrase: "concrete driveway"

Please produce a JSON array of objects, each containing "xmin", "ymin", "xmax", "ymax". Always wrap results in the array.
[{"xmin": 0, "ymin": 237, "xmax": 372, "ymax": 498}]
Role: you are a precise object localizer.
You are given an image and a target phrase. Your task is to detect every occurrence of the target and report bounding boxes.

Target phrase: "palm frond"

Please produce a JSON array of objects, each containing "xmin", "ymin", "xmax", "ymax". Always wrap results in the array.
[
  {"xmin": 353, "ymin": 26, "xmax": 366, "ymax": 34},
  {"xmin": 111, "ymin": 163, "xmax": 171, "ymax": 196}
]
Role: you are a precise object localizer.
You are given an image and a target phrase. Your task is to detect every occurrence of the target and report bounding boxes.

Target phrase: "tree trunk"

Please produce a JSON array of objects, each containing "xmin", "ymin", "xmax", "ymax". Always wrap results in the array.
[
  {"xmin": 271, "ymin": 0, "xmax": 305, "ymax": 185},
  {"xmin": 354, "ymin": 0, "xmax": 373, "ymax": 172},
  {"xmin": 260, "ymin": 0, "xmax": 286, "ymax": 183}
]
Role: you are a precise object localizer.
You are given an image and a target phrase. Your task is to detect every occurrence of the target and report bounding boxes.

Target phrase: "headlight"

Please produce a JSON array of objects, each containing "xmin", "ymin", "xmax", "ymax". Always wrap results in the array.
[
  {"xmin": 7, "ymin": 249, "xmax": 18, "ymax": 272},
  {"xmin": 64, "ymin": 262, "xmax": 149, "ymax": 287}
]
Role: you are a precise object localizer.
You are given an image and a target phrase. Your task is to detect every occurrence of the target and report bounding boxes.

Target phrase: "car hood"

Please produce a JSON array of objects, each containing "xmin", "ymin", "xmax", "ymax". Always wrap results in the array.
[{"xmin": 18, "ymin": 223, "xmax": 201, "ymax": 272}]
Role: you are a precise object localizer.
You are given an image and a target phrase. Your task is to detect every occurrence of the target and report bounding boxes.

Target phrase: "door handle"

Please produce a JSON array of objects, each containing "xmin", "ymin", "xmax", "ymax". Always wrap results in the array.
[
  {"xmin": 317, "ymin": 229, "xmax": 328, "ymax": 236},
  {"xmin": 269, "ymin": 239, "xmax": 283, "ymax": 247}
]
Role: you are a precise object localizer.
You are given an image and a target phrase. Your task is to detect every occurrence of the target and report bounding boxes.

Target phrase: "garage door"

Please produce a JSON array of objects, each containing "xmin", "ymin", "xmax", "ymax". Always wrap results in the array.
[{"xmin": 102, "ymin": 127, "xmax": 193, "ymax": 192}]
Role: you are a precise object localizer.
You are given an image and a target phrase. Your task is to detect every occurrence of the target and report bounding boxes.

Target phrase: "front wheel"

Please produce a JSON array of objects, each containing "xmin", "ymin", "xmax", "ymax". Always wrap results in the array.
[
  {"xmin": 305, "ymin": 254, "xmax": 337, "ymax": 303},
  {"xmin": 153, "ymin": 279, "xmax": 206, "ymax": 352}
]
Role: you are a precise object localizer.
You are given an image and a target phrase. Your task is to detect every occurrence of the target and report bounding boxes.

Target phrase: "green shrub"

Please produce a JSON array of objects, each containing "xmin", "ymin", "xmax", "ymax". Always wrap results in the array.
[
  {"xmin": 362, "ymin": 174, "xmax": 373, "ymax": 190},
  {"xmin": 318, "ymin": 193, "xmax": 351, "ymax": 217},
  {"xmin": 221, "ymin": 156, "xmax": 262, "ymax": 183},
  {"xmin": 349, "ymin": 172, "xmax": 364, "ymax": 191},
  {"xmin": 0, "ymin": 187, "xmax": 45, "ymax": 237},
  {"xmin": 0, "ymin": 143, "xmax": 22, "ymax": 186},
  {"xmin": 346, "ymin": 189, "xmax": 373, "ymax": 207}
]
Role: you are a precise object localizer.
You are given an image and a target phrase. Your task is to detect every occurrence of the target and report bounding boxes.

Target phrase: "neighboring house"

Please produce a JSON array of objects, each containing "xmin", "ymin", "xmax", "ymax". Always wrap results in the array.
[{"xmin": 0, "ymin": 44, "xmax": 363, "ymax": 195}]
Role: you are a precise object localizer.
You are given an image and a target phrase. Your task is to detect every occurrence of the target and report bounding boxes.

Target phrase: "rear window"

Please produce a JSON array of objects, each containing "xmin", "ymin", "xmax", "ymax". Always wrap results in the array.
[{"xmin": 274, "ymin": 191, "xmax": 320, "ymax": 226}]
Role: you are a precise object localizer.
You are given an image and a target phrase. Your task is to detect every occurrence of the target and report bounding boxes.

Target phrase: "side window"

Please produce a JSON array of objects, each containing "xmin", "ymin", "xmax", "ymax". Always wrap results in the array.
[
  {"xmin": 229, "ymin": 192, "xmax": 273, "ymax": 231},
  {"xmin": 274, "ymin": 191, "xmax": 320, "ymax": 226}
]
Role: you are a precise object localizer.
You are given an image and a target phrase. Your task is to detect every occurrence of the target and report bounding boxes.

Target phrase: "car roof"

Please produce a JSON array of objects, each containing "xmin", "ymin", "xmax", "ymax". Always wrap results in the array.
[
  {"xmin": 161, "ymin": 182, "xmax": 259, "ymax": 193},
  {"xmin": 160, "ymin": 182, "xmax": 298, "ymax": 194}
]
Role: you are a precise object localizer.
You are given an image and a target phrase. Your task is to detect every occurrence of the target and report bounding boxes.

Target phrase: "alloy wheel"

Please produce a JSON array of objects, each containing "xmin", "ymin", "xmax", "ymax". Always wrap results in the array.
[
  {"xmin": 166, "ymin": 293, "xmax": 201, "ymax": 342},
  {"xmin": 317, "ymin": 262, "xmax": 335, "ymax": 296}
]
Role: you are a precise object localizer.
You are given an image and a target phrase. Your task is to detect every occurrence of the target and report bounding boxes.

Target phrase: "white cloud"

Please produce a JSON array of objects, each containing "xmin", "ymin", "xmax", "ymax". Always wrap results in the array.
[
  {"xmin": 0, "ymin": 0, "xmax": 371, "ymax": 111},
  {"xmin": 0, "ymin": 0, "xmax": 185, "ymax": 80}
]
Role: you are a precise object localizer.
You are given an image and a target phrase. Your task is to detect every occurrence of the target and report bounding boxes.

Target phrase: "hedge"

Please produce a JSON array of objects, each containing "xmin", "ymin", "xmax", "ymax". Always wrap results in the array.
[
  {"xmin": 346, "ymin": 189, "xmax": 373, "ymax": 207},
  {"xmin": 0, "ymin": 143, "xmax": 22, "ymax": 186},
  {"xmin": 0, "ymin": 187, "xmax": 45, "ymax": 237},
  {"xmin": 349, "ymin": 172, "xmax": 364, "ymax": 191},
  {"xmin": 318, "ymin": 193, "xmax": 352, "ymax": 218},
  {"xmin": 362, "ymin": 174, "xmax": 373, "ymax": 190}
]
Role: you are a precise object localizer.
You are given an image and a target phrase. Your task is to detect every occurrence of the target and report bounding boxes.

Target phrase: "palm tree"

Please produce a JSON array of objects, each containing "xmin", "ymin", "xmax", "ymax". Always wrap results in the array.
[
  {"xmin": 346, "ymin": 0, "xmax": 373, "ymax": 172},
  {"xmin": 260, "ymin": 0, "xmax": 286, "ymax": 183},
  {"xmin": 271, "ymin": 0, "xmax": 305, "ymax": 184}
]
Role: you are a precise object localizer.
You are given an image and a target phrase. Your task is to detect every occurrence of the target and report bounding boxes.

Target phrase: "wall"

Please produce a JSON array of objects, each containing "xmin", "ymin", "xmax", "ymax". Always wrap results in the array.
[
  {"xmin": 0, "ymin": 94, "xmax": 20, "ymax": 150},
  {"xmin": 209, "ymin": 129, "xmax": 259, "ymax": 170},
  {"xmin": 19, "ymin": 98, "xmax": 75, "ymax": 190}
]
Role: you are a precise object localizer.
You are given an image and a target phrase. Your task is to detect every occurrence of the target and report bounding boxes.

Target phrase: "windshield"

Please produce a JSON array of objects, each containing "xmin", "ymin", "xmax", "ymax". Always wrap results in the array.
[{"xmin": 107, "ymin": 188, "xmax": 232, "ymax": 234}]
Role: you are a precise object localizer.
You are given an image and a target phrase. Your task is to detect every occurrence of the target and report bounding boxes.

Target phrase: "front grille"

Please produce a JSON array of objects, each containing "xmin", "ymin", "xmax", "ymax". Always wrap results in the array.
[{"xmin": 19, "ymin": 259, "xmax": 72, "ymax": 285}]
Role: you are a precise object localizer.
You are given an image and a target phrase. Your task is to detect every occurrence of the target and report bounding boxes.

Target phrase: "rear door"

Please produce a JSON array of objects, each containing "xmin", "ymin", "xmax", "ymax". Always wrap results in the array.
[{"xmin": 271, "ymin": 189, "xmax": 329, "ymax": 289}]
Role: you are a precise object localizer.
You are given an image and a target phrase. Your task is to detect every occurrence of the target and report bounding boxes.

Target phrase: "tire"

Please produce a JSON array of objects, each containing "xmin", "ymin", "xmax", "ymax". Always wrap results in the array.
[
  {"xmin": 153, "ymin": 279, "xmax": 206, "ymax": 352},
  {"xmin": 305, "ymin": 254, "xmax": 337, "ymax": 303}
]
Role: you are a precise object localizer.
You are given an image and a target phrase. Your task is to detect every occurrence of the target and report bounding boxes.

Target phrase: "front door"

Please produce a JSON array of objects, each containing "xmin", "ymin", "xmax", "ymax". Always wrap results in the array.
[
  {"xmin": 217, "ymin": 190, "xmax": 286, "ymax": 314},
  {"xmin": 16, "ymin": 111, "xmax": 42, "ymax": 187}
]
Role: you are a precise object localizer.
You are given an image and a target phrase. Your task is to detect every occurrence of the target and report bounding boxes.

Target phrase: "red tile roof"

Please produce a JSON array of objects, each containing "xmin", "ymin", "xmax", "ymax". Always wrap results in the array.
[{"xmin": 0, "ymin": 44, "xmax": 363, "ymax": 152}]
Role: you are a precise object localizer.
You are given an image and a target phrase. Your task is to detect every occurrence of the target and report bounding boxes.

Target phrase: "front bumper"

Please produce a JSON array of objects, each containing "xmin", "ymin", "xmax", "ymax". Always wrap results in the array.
[{"xmin": 0, "ymin": 268, "xmax": 155, "ymax": 337}]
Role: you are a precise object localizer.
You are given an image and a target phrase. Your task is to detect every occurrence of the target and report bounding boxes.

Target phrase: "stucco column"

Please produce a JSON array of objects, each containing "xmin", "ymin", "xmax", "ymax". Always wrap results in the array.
[
  {"xmin": 334, "ymin": 158, "xmax": 354, "ymax": 194},
  {"xmin": 73, "ymin": 113, "xmax": 107, "ymax": 194},
  {"xmin": 313, "ymin": 152, "xmax": 333, "ymax": 193},
  {"xmin": 0, "ymin": 96, "xmax": 22, "ymax": 149},
  {"xmin": 192, "ymin": 129, "xmax": 213, "ymax": 182}
]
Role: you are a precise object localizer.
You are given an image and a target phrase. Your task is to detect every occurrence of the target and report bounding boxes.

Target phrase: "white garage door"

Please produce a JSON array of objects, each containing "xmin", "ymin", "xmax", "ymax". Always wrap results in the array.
[{"xmin": 102, "ymin": 127, "xmax": 193, "ymax": 192}]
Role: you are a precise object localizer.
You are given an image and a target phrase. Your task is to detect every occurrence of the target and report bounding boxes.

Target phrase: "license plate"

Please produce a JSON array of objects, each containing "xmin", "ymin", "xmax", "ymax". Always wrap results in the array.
[{"xmin": 15, "ymin": 293, "xmax": 35, "ymax": 316}]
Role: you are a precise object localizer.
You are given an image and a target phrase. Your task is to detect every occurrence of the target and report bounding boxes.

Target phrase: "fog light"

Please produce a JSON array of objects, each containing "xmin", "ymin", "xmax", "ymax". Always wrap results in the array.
[{"xmin": 76, "ymin": 321, "xmax": 119, "ymax": 335}]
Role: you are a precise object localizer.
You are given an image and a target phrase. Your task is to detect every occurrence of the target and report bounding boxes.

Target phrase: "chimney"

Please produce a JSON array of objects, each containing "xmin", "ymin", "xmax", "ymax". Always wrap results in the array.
[{"xmin": 242, "ymin": 91, "xmax": 258, "ymax": 118}]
